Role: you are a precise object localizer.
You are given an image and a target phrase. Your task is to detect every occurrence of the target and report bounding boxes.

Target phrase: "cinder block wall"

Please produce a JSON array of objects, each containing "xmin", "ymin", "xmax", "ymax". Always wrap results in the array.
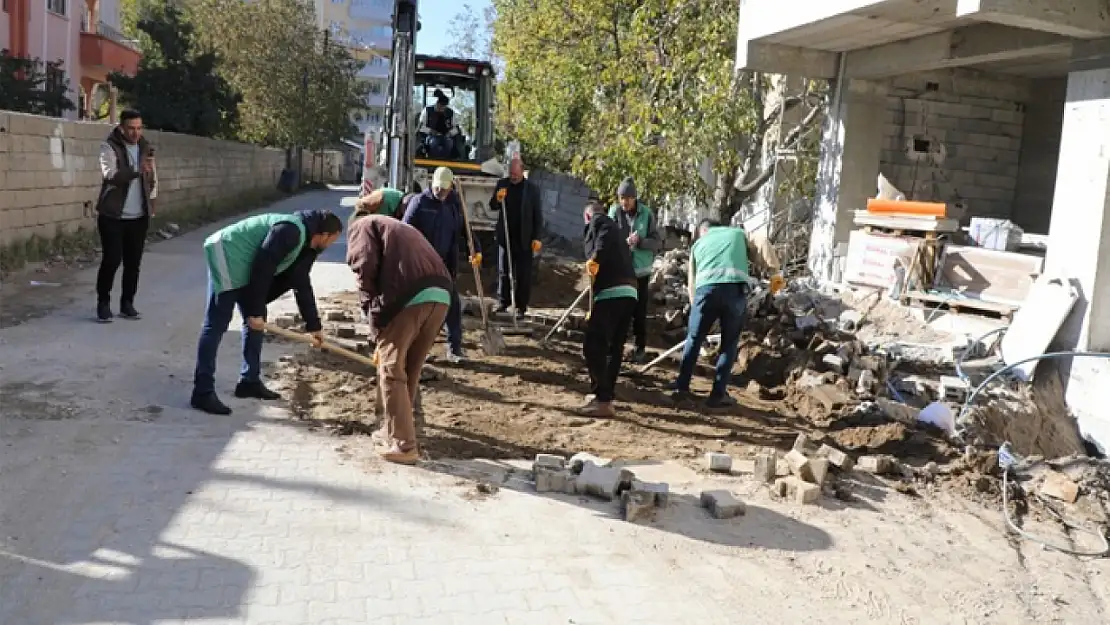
[
  {"xmin": 528, "ymin": 169, "xmax": 595, "ymax": 243},
  {"xmin": 0, "ymin": 111, "xmax": 286, "ymax": 248},
  {"xmin": 879, "ymin": 71, "xmax": 1028, "ymax": 219},
  {"xmin": 1012, "ymin": 77, "xmax": 1067, "ymax": 235}
]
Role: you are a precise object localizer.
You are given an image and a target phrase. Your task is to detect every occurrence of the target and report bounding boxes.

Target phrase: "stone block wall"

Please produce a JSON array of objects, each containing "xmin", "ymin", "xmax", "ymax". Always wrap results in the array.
[
  {"xmin": 0, "ymin": 111, "xmax": 286, "ymax": 248},
  {"xmin": 879, "ymin": 71, "xmax": 1028, "ymax": 220},
  {"xmin": 528, "ymin": 169, "xmax": 595, "ymax": 243}
]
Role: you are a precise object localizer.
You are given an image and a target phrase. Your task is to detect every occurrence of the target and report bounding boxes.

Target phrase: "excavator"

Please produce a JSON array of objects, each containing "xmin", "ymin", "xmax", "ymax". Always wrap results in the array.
[{"xmin": 364, "ymin": 0, "xmax": 508, "ymax": 244}]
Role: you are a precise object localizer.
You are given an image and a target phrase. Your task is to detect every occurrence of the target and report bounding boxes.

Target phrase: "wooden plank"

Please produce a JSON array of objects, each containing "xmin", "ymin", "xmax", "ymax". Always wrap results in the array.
[
  {"xmin": 902, "ymin": 289, "xmax": 1017, "ymax": 320},
  {"xmin": 852, "ymin": 210, "xmax": 961, "ymax": 233},
  {"xmin": 937, "ymin": 244, "xmax": 1044, "ymax": 305}
]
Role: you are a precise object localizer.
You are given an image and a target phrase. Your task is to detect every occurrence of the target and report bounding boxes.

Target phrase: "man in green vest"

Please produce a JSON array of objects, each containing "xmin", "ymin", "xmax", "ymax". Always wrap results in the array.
[
  {"xmin": 608, "ymin": 177, "xmax": 662, "ymax": 362},
  {"xmin": 191, "ymin": 209, "xmax": 344, "ymax": 415},
  {"xmin": 672, "ymin": 219, "xmax": 783, "ymax": 407}
]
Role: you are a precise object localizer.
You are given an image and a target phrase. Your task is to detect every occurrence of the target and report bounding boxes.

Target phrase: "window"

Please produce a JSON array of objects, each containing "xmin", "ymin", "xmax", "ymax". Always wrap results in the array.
[
  {"xmin": 47, "ymin": 0, "xmax": 66, "ymax": 16},
  {"xmin": 46, "ymin": 64, "xmax": 64, "ymax": 94}
]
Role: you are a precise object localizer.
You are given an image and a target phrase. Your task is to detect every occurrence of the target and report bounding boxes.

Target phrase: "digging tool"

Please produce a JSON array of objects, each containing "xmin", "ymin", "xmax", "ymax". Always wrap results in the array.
[
  {"xmin": 638, "ymin": 333, "xmax": 722, "ymax": 374},
  {"xmin": 541, "ymin": 286, "xmax": 590, "ymax": 344},
  {"xmin": 265, "ymin": 322, "xmax": 378, "ymax": 368},
  {"xmin": 499, "ymin": 197, "xmax": 524, "ymax": 331},
  {"xmin": 455, "ymin": 182, "xmax": 506, "ymax": 355}
]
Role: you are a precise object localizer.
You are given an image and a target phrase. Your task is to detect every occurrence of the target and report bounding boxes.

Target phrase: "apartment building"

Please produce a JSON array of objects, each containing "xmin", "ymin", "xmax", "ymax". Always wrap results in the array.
[
  {"xmin": 318, "ymin": 0, "xmax": 392, "ymax": 138},
  {"xmin": 2, "ymin": 0, "xmax": 140, "ymax": 119}
]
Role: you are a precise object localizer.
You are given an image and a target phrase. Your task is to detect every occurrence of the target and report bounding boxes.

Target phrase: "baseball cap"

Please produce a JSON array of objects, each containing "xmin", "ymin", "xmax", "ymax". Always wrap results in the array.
[{"xmin": 432, "ymin": 167, "xmax": 454, "ymax": 189}]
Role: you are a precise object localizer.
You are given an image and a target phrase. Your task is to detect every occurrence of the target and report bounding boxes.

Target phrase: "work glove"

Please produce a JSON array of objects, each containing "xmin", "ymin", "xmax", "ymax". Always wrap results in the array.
[
  {"xmin": 496, "ymin": 188, "xmax": 507, "ymax": 202},
  {"xmin": 372, "ymin": 346, "xmax": 380, "ymax": 367},
  {"xmin": 469, "ymin": 253, "xmax": 483, "ymax": 267},
  {"xmin": 585, "ymin": 259, "xmax": 600, "ymax": 277},
  {"xmin": 531, "ymin": 240, "xmax": 542, "ymax": 254},
  {"xmin": 769, "ymin": 272, "xmax": 785, "ymax": 295}
]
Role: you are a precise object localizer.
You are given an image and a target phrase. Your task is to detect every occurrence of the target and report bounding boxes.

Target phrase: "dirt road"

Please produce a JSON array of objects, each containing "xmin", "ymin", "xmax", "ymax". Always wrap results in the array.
[{"xmin": 1, "ymin": 187, "xmax": 1108, "ymax": 624}]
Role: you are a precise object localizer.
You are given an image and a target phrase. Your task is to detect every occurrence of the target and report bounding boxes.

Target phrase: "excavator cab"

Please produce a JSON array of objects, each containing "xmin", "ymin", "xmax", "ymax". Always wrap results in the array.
[{"xmin": 411, "ymin": 55, "xmax": 499, "ymax": 177}]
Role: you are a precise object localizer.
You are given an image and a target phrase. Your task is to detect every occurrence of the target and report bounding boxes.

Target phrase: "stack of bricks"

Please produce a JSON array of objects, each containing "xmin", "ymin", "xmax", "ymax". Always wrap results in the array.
[{"xmin": 0, "ymin": 111, "xmax": 286, "ymax": 248}]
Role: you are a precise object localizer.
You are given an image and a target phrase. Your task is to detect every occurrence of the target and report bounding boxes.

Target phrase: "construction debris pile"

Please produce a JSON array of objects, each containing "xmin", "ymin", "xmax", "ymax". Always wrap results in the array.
[{"xmin": 648, "ymin": 249, "xmax": 693, "ymax": 333}]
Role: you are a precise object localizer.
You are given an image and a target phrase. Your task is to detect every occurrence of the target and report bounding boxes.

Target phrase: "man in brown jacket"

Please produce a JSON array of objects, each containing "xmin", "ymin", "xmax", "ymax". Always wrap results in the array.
[{"xmin": 346, "ymin": 214, "xmax": 453, "ymax": 464}]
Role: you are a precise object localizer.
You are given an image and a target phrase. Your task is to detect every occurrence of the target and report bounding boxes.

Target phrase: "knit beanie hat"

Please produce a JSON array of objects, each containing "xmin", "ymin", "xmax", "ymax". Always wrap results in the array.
[{"xmin": 616, "ymin": 176, "xmax": 637, "ymax": 198}]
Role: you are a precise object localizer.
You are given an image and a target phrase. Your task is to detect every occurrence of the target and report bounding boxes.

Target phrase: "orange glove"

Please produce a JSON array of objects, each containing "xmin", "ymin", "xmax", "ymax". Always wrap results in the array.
[
  {"xmin": 585, "ymin": 259, "xmax": 599, "ymax": 277},
  {"xmin": 531, "ymin": 240, "xmax": 542, "ymax": 254},
  {"xmin": 470, "ymin": 253, "xmax": 482, "ymax": 267},
  {"xmin": 372, "ymin": 347, "xmax": 380, "ymax": 367},
  {"xmin": 769, "ymin": 273, "xmax": 785, "ymax": 295},
  {"xmin": 496, "ymin": 188, "xmax": 507, "ymax": 202}
]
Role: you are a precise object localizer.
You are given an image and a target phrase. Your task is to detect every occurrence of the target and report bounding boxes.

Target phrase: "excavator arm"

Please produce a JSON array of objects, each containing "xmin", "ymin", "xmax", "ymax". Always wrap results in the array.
[{"xmin": 384, "ymin": 0, "xmax": 419, "ymax": 192}]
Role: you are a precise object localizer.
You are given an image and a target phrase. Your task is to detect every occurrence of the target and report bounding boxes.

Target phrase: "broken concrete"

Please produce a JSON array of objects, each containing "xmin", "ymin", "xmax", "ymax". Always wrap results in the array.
[
  {"xmin": 776, "ymin": 476, "xmax": 821, "ymax": 505},
  {"xmin": 816, "ymin": 444, "xmax": 854, "ymax": 470},
  {"xmin": 620, "ymin": 491, "xmax": 657, "ymax": 523},
  {"xmin": 630, "ymin": 479, "xmax": 670, "ymax": 507},
  {"xmin": 752, "ymin": 452, "xmax": 777, "ymax": 483},
  {"xmin": 784, "ymin": 449, "xmax": 815, "ymax": 482}
]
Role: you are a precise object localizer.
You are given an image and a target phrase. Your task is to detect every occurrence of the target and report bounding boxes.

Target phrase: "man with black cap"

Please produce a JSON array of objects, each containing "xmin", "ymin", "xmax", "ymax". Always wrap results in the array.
[
  {"xmin": 418, "ymin": 89, "xmax": 463, "ymax": 159},
  {"xmin": 191, "ymin": 209, "xmax": 344, "ymax": 415},
  {"xmin": 608, "ymin": 176, "xmax": 662, "ymax": 362}
]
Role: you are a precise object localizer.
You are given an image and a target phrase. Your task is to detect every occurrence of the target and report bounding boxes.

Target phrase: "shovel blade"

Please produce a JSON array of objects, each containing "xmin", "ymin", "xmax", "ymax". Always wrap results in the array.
[{"xmin": 481, "ymin": 327, "xmax": 507, "ymax": 355}]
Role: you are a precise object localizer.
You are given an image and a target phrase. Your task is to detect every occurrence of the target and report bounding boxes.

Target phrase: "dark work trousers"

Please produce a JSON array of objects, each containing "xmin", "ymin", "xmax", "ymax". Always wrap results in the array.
[
  {"xmin": 193, "ymin": 277, "xmax": 264, "ymax": 396},
  {"xmin": 96, "ymin": 215, "xmax": 149, "ymax": 305},
  {"xmin": 675, "ymin": 282, "xmax": 748, "ymax": 399},
  {"xmin": 632, "ymin": 276, "xmax": 650, "ymax": 350},
  {"xmin": 498, "ymin": 245, "xmax": 533, "ymax": 313},
  {"xmin": 582, "ymin": 296, "xmax": 636, "ymax": 403}
]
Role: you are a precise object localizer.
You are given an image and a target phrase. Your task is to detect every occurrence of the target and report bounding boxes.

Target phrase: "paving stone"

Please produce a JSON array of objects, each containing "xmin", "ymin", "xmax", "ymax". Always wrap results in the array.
[
  {"xmin": 577, "ymin": 462, "xmax": 623, "ymax": 500},
  {"xmin": 630, "ymin": 479, "xmax": 669, "ymax": 507},
  {"xmin": 620, "ymin": 491, "xmax": 656, "ymax": 524},
  {"xmin": 324, "ymin": 310, "xmax": 350, "ymax": 322},
  {"xmin": 335, "ymin": 326, "xmax": 357, "ymax": 339},
  {"xmin": 792, "ymin": 434, "xmax": 814, "ymax": 454},
  {"xmin": 532, "ymin": 453, "xmax": 566, "ymax": 472},
  {"xmin": 699, "ymin": 490, "xmax": 746, "ymax": 519},
  {"xmin": 705, "ymin": 452, "xmax": 733, "ymax": 473},
  {"xmin": 784, "ymin": 450, "xmax": 814, "ymax": 482},
  {"xmin": 776, "ymin": 476, "xmax": 821, "ymax": 505},
  {"xmin": 273, "ymin": 314, "xmax": 297, "ymax": 329},
  {"xmin": 752, "ymin": 452, "xmax": 777, "ymax": 483},
  {"xmin": 534, "ymin": 468, "xmax": 573, "ymax": 493},
  {"xmin": 816, "ymin": 444, "xmax": 854, "ymax": 470},
  {"xmin": 568, "ymin": 452, "xmax": 611, "ymax": 474},
  {"xmin": 857, "ymin": 455, "xmax": 896, "ymax": 475},
  {"xmin": 809, "ymin": 457, "xmax": 830, "ymax": 486}
]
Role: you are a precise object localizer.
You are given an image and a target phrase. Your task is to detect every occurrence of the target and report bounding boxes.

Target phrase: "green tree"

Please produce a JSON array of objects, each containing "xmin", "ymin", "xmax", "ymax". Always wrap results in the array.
[
  {"xmin": 110, "ymin": 5, "xmax": 241, "ymax": 138},
  {"xmin": 491, "ymin": 0, "xmax": 825, "ymax": 223},
  {"xmin": 0, "ymin": 51, "xmax": 76, "ymax": 117}
]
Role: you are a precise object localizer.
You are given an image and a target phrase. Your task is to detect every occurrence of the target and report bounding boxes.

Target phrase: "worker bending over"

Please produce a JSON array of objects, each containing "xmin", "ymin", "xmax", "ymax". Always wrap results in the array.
[
  {"xmin": 608, "ymin": 177, "xmax": 662, "ymax": 362},
  {"xmin": 347, "ymin": 215, "xmax": 454, "ymax": 464},
  {"xmin": 191, "ymin": 210, "xmax": 343, "ymax": 415},
  {"xmin": 402, "ymin": 167, "xmax": 482, "ymax": 362},
  {"xmin": 671, "ymin": 220, "xmax": 783, "ymax": 407},
  {"xmin": 580, "ymin": 199, "xmax": 639, "ymax": 417},
  {"xmin": 352, "ymin": 187, "xmax": 408, "ymax": 222}
]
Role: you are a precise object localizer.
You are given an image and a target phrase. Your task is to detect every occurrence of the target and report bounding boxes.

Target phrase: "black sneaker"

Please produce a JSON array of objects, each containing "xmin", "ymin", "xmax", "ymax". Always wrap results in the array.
[
  {"xmin": 96, "ymin": 302, "xmax": 113, "ymax": 323},
  {"xmin": 191, "ymin": 392, "xmax": 232, "ymax": 415},
  {"xmin": 119, "ymin": 301, "xmax": 141, "ymax": 320},
  {"xmin": 670, "ymin": 389, "xmax": 696, "ymax": 404},
  {"xmin": 234, "ymin": 381, "xmax": 281, "ymax": 400},
  {"xmin": 515, "ymin": 311, "xmax": 527, "ymax": 320},
  {"xmin": 706, "ymin": 394, "xmax": 738, "ymax": 408},
  {"xmin": 495, "ymin": 305, "xmax": 510, "ymax": 315}
]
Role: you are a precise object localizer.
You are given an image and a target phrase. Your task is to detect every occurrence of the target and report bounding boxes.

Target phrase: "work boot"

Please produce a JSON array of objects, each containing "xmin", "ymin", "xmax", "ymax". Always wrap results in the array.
[
  {"xmin": 631, "ymin": 346, "xmax": 648, "ymax": 363},
  {"xmin": 578, "ymin": 399, "xmax": 615, "ymax": 417},
  {"xmin": 670, "ymin": 388, "xmax": 696, "ymax": 404},
  {"xmin": 96, "ymin": 302, "xmax": 113, "ymax": 323},
  {"xmin": 234, "ymin": 381, "xmax": 281, "ymax": 400},
  {"xmin": 495, "ymin": 304, "xmax": 510, "ymax": 315},
  {"xmin": 191, "ymin": 392, "xmax": 232, "ymax": 415},
  {"xmin": 379, "ymin": 445, "xmax": 420, "ymax": 465},
  {"xmin": 706, "ymin": 394, "xmax": 738, "ymax": 408},
  {"xmin": 119, "ymin": 301, "xmax": 141, "ymax": 320}
]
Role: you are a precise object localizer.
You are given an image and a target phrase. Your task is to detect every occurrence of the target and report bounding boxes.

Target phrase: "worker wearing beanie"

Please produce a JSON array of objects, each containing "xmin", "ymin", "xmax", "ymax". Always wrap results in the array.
[
  {"xmin": 608, "ymin": 176, "xmax": 662, "ymax": 362},
  {"xmin": 401, "ymin": 166, "xmax": 482, "ymax": 363}
]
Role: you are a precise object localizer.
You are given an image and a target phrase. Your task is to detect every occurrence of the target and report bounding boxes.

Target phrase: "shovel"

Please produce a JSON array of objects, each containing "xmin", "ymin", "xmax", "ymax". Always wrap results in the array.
[
  {"xmin": 455, "ymin": 183, "xmax": 506, "ymax": 355},
  {"xmin": 541, "ymin": 286, "xmax": 590, "ymax": 344}
]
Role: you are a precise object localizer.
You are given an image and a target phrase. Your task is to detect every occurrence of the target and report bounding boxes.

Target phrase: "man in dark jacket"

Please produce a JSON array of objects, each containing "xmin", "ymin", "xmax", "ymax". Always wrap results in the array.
[
  {"xmin": 401, "ymin": 167, "xmax": 481, "ymax": 362},
  {"xmin": 608, "ymin": 176, "xmax": 663, "ymax": 362},
  {"xmin": 191, "ymin": 209, "xmax": 344, "ymax": 415},
  {"xmin": 347, "ymin": 214, "xmax": 454, "ymax": 465},
  {"xmin": 489, "ymin": 153, "xmax": 544, "ymax": 318},
  {"xmin": 94, "ymin": 108, "xmax": 159, "ymax": 322},
  {"xmin": 580, "ymin": 199, "xmax": 639, "ymax": 417}
]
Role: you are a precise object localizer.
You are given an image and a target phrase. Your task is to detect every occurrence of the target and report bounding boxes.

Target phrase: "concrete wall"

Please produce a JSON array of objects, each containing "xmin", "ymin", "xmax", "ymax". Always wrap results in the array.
[
  {"xmin": 879, "ymin": 71, "xmax": 1027, "ymax": 220},
  {"xmin": 527, "ymin": 169, "xmax": 595, "ymax": 243},
  {"xmin": 0, "ymin": 111, "xmax": 285, "ymax": 248},
  {"xmin": 1012, "ymin": 78, "xmax": 1067, "ymax": 235}
]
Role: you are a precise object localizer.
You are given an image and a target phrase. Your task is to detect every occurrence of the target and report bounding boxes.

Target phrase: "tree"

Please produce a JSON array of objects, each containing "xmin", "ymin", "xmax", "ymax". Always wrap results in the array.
[
  {"xmin": 0, "ymin": 51, "xmax": 76, "ymax": 117},
  {"xmin": 443, "ymin": 3, "xmax": 500, "ymax": 139},
  {"xmin": 187, "ymin": 0, "xmax": 366, "ymax": 149},
  {"xmin": 491, "ymin": 0, "xmax": 825, "ymax": 224},
  {"xmin": 110, "ymin": 5, "xmax": 241, "ymax": 138}
]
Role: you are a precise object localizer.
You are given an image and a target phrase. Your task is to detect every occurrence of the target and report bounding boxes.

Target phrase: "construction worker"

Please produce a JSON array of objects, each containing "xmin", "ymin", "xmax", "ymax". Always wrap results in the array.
[
  {"xmin": 352, "ymin": 187, "xmax": 406, "ymax": 221},
  {"xmin": 580, "ymin": 199, "xmax": 638, "ymax": 417},
  {"xmin": 608, "ymin": 177, "xmax": 662, "ymax": 362},
  {"xmin": 191, "ymin": 210, "xmax": 344, "ymax": 415},
  {"xmin": 402, "ymin": 167, "xmax": 482, "ymax": 362},
  {"xmin": 418, "ymin": 89, "xmax": 463, "ymax": 159},
  {"xmin": 671, "ymin": 219, "xmax": 784, "ymax": 407},
  {"xmin": 489, "ymin": 153, "xmax": 544, "ymax": 318},
  {"xmin": 346, "ymin": 214, "xmax": 454, "ymax": 465}
]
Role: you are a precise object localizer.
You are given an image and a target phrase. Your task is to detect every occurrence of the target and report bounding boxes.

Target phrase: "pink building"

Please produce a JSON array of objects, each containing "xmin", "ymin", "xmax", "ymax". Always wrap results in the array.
[{"xmin": 2, "ymin": 0, "xmax": 140, "ymax": 119}]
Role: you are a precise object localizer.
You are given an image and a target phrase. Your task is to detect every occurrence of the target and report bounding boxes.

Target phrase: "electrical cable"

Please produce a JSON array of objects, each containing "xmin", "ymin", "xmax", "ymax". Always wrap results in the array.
[{"xmin": 1002, "ymin": 465, "xmax": 1110, "ymax": 558}]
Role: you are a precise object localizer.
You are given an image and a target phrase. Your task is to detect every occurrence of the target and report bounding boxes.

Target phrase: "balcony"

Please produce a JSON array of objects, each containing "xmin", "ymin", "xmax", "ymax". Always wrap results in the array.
[{"xmin": 80, "ymin": 21, "xmax": 142, "ymax": 78}]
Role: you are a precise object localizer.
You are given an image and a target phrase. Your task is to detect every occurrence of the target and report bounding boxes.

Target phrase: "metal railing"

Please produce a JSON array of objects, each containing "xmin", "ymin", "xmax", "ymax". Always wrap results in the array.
[{"xmin": 80, "ymin": 15, "xmax": 142, "ymax": 53}]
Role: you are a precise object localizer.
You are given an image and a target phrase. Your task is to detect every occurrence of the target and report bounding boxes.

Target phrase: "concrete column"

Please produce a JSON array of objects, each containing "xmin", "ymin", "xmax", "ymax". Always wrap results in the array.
[
  {"xmin": 1044, "ymin": 66, "xmax": 1110, "ymax": 451},
  {"xmin": 807, "ymin": 78, "xmax": 887, "ymax": 282}
]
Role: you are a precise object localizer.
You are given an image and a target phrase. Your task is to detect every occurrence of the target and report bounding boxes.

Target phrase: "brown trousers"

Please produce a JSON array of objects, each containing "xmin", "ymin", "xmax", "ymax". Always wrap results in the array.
[{"xmin": 376, "ymin": 302, "xmax": 448, "ymax": 451}]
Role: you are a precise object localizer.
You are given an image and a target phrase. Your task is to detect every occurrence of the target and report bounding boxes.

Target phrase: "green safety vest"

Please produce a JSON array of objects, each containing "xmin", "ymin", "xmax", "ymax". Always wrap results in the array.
[
  {"xmin": 608, "ymin": 202, "xmax": 656, "ymax": 278},
  {"xmin": 379, "ymin": 188, "xmax": 404, "ymax": 217},
  {"xmin": 204, "ymin": 213, "xmax": 307, "ymax": 294},
  {"xmin": 691, "ymin": 226, "xmax": 750, "ymax": 289}
]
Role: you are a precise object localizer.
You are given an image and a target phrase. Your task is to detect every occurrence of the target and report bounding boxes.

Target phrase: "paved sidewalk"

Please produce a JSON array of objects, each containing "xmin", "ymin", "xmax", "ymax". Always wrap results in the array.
[{"xmin": 1, "ymin": 188, "xmax": 1107, "ymax": 625}]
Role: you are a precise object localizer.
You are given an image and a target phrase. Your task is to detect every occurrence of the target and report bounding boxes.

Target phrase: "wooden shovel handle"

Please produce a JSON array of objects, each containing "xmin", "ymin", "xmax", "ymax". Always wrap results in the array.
[{"xmin": 264, "ymin": 323, "xmax": 377, "ymax": 368}]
